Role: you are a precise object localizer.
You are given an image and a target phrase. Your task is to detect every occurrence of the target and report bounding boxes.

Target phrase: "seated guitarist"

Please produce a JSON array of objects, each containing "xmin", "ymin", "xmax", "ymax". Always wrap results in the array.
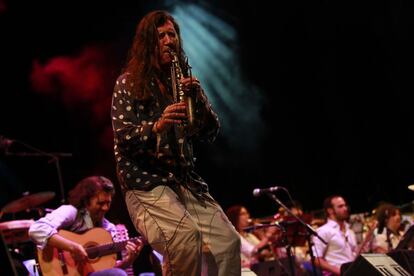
[{"xmin": 29, "ymin": 176, "xmax": 143, "ymax": 276}]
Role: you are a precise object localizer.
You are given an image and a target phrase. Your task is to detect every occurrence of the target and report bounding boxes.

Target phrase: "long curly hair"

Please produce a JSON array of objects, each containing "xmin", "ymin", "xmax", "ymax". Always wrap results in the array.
[
  {"xmin": 123, "ymin": 10, "xmax": 189, "ymax": 100},
  {"xmin": 375, "ymin": 202, "xmax": 399, "ymax": 234},
  {"xmin": 68, "ymin": 176, "xmax": 115, "ymax": 209},
  {"xmin": 226, "ymin": 205, "xmax": 244, "ymax": 232}
]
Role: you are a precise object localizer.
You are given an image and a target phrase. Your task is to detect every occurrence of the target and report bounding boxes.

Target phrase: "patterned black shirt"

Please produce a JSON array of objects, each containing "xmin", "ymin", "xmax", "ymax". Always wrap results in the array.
[{"xmin": 111, "ymin": 73, "xmax": 220, "ymax": 201}]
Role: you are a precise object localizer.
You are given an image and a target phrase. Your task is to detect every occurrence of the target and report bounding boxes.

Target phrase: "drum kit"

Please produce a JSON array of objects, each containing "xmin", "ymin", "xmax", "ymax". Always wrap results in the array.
[
  {"xmin": 0, "ymin": 135, "xmax": 70, "ymax": 275},
  {"xmin": 0, "ymin": 191, "xmax": 55, "ymax": 276}
]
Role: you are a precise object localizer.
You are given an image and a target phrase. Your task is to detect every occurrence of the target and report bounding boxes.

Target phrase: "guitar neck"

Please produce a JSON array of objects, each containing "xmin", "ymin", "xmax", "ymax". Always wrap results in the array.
[
  {"xmin": 86, "ymin": 238, "xmax": 134, "ymax": 259},
  {"xmin": 115, "ymin": 224, "xmax": 135, "ymax": 276}
]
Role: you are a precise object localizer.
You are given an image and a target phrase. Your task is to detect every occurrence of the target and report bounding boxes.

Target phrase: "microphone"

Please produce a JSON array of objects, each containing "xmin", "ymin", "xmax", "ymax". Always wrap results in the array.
[{"xmin": 253, "ymin": 186, "xmax": 282, "ymax": 197}]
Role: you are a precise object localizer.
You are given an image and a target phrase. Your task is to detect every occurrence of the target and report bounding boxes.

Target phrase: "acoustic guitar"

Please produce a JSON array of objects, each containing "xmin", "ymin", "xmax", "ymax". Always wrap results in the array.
[{"xmin": 37, "ymin": 227, "xmax": 143, "ymax": 276}]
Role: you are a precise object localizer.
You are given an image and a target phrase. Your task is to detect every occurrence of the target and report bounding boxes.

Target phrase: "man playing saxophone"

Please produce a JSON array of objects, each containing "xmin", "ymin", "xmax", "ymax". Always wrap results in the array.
[{"xmin": 111, "ymin": 10, "xmax": 240, "ymax": 276}]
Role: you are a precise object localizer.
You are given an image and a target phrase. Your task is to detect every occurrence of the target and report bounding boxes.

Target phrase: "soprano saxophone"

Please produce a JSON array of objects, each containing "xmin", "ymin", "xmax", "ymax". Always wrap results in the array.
[{"xmin": 170, "ymin": 50, "xmax": 194, "ymax": 129}]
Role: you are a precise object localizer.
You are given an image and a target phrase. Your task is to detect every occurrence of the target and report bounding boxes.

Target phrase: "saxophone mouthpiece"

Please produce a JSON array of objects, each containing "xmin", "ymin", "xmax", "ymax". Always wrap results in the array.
[
  {"xmin": 168, "ymin": 50, "xmax": 179, "ymax": 62},
  {"xmin": 168, "ymin": 49, "xmax": 176, "ymax": 56}
]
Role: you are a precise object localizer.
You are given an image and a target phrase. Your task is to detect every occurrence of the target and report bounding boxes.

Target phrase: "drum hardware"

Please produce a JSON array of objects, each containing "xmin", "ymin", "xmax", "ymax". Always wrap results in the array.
[
  {"xmin": 0, "ymin": 135, "xmax": 68, "ymax": 275},
  {"xmin": 0, "ymin": 219, "xmax": 34, "ymax": 245},
  {"xmin": 0, "ymin": 219, "xmax": 39, "ymax": 275},
  {"xmin": 0, "ymin": 135, "xmax": 72, "ymax": 203}
]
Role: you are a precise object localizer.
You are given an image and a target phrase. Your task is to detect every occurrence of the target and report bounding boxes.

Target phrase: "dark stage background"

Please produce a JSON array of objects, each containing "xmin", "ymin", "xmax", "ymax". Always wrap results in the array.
[{"xmin": 1, "ymin": 0, "xmax": 414, "ymax": 266}]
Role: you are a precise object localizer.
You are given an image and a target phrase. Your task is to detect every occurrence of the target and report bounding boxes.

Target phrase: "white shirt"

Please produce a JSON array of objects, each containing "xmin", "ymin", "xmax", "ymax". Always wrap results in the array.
[
  {"xmin": 240, "ymin": 232, "xmax": 260, "ymax": 265},
  {"xmin": 312, "ymin": 219, "xmax": 357, "ymax": 267},
  {"xmin": 371, "ymin": 228, "xmax": 402, "ymax": 252},
  {"xmin": 28, "ymin": 205, "xmax": 117, "ymax": 249}
]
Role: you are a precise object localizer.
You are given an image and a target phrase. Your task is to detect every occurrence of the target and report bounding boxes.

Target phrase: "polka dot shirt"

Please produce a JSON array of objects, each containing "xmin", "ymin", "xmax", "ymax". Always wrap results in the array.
[{"xmin": 111, "ymin": 73, "xmax": 220, "ymax": 194}]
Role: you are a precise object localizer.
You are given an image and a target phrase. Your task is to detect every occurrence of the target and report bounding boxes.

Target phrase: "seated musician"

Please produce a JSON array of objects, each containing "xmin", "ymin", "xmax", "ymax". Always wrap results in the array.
[
  {"xmin": 226, "ymin": 205, "xmax": 277, "ymax": 269},
  {"xmin": 370, "ymin": 202, "xmax": 403, "ymax": 253},
  {"xmin": 28, "ymin": 176, "xmax": 143, "ymax": 276},
  {"xmin": 312, "ymin": 195, "xmax": 357, "ymax": 276}
]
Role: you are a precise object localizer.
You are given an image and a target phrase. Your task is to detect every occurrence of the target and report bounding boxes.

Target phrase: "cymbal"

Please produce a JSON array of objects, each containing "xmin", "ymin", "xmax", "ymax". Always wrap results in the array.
[
  {"xmin": 1, "ymin": 191, "xmax": 55, "ymax": 213},
  {"xmin": 408, "ymin": 184, "xmax": 414, "ymax": 191}
]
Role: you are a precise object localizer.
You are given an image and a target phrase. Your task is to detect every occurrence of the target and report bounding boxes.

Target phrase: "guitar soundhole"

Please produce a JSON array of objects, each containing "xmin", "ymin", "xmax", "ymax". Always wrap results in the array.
[{"xmin": 84, "ymin": 242, "xmax": 100, "ymax": 261}]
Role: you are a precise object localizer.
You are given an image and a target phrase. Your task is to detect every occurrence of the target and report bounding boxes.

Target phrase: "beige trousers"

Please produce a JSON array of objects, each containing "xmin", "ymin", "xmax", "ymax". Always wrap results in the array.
[{"xmin": 125, "ymin": 186, "xmax": 241, "ymax": 276}]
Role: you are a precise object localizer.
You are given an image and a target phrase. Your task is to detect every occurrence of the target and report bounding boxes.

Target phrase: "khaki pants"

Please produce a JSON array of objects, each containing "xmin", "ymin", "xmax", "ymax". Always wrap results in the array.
[{"xmin": 125, "ymin": 186, "xmax": 241, "ymax": 276}]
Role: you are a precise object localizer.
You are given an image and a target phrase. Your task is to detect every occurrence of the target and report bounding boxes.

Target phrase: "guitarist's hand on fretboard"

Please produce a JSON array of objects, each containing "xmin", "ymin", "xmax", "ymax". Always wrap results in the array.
[
  {"xmin": 124, "ymin": 240, "xmax": 144, "ymax": 263},
  {"xmin": 115, "ymin": 224, "xmax": 144, "ymax": 272}
]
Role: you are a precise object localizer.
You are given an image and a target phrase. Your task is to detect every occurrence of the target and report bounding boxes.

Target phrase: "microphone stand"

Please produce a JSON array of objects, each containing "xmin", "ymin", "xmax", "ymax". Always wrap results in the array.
[
  {"xmin": 265, "ymin": 192, "xmax": 327, "ymax": 276},
  {"xmin": 3, "ymin": 138, "xmax": 71, "ymax": 204}
]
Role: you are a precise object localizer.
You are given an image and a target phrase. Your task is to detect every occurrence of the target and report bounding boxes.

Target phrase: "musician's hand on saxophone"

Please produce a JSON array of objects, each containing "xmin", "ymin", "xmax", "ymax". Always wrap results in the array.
[
  {"xmin": 168, "ymin": 49, "xmax": 198, "ymax": 131},
  {"xmin": 180, "ymin": 76, "xmax": 201, "ymax": 92},
  {"xmin": 153, "ymin": 102, "xmax": 187, "ymax": 134}
]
